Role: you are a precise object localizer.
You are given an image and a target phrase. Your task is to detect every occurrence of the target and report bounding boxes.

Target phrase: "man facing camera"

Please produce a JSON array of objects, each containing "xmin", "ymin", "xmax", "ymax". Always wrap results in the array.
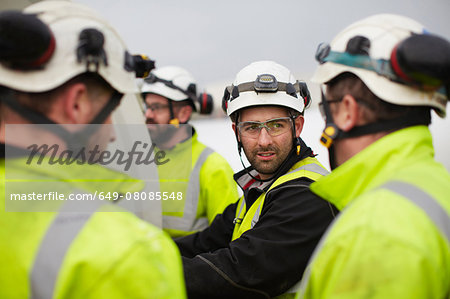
[{"xmin": 176, "ymin": 61, "xmax": 338, "ymax": 298}]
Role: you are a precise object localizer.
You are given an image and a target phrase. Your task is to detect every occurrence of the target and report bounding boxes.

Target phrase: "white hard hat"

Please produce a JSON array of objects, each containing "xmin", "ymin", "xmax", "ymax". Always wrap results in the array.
[
  {"xmin": 312, "ymin": 13, "xmax": 448, "ymax": 117},
  {"xmin": 223, "ymin": 61, "xmax": 310, "ymax": 116},
  {"xmin": 141, "ymin": 66, "xmax": 197, "ymax": 102},
  {"xmin": 0, "ymin": 1, "xmax": 140, "ymax": 94}
]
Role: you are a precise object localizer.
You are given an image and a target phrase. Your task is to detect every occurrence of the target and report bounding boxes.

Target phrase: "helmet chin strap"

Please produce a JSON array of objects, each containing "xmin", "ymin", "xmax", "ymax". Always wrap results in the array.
[
  {"xmin": 168, "ymin": 118, "xmax": 180, "ymax": 127},
  {"xmin": 166, "ymin": 100, "xmax": 179, "ymax": 128},
  {"xmin": 167, "ymin": 100, "xmax": 192, "ymax": 128},
  {"xmin": 236, "ymin": 144, "xmax": 297, "ymax": 183},
  {"xmin": 319, "ymin": 91, "xmax": 431, "ymax": 170},
  {"xmin": 1, "ymin": 89, "xmax": 122, "ymax": 151},
  {"xmin": 289, "ymin": 111, "xmax": 302, "ymax": 156}
]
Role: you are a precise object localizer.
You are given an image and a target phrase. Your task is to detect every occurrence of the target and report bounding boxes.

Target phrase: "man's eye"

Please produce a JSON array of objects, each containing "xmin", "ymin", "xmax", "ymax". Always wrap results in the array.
[
  {"xmin": 268, "ymin": 121, "xmax": 283, "ymax": 128},
  {"xmin": 243, "ymin": 124, "xmax": 260, "ymax": 131}
]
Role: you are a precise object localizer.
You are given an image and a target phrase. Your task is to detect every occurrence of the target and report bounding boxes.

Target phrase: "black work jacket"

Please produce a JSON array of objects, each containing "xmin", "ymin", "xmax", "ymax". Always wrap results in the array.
[{"xmin": 176, "ymin": 140, "xmax": 338, "ymax": 298}]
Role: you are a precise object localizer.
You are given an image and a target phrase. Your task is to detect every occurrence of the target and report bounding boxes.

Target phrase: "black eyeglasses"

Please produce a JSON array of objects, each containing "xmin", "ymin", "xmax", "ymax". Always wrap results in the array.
[{"xmin": 318, "ymin": 99, "xmax": 342, "ymax": 120}]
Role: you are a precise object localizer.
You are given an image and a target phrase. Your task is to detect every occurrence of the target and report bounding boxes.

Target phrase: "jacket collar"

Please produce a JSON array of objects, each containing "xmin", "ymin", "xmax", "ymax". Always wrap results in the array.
[
  {"xmin": 160, "ymin": 125, "xmax": 196, "ymax": 154},
  {"xmin": 234, "ymin": 137, "xmax": 313, "ymax": 193},
  {"xmin": 311, "ymin": 126, "xmax": 435, "ymax": 210}
]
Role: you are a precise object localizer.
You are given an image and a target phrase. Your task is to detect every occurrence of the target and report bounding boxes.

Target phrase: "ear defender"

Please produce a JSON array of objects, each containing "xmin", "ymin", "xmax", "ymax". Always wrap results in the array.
[
  {"xmin": 196, "ymin": 92, "xmax": 214, "ymax": 114},
  {"xmin": 298, "ymin": 81, "xmax": 312, "ymax": 111},
  {"xmin": 221, "ymin": 87, "xmax": 230, "ymax": 113},
  {"xmin": 316, "ymin": 33, "xmax": 450, "ymax": 93},
  {"xmin": 390, "ymin": 33, "xmax": 450, "ymax": 90},
  {"xmin": 0, "ymin": 11, "xmax": 55, "ymax": 70}
]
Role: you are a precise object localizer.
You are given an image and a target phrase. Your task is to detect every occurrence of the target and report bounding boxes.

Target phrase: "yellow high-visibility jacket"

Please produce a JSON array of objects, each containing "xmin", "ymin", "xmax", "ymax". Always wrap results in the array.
[
  {"xmin": 232, "ymin": 156, "xmax": 328, "ymax": 241},
  {"xmin": 297, "ymin": 126, "xmax": 450, "ymax": 299},
  {"xmin": 1, "ymin": 147, "xmax": 186, "ymax": 299},
  {"xmin": 159, "ymin": 131, "xmax": 238, "ymax": 238}
]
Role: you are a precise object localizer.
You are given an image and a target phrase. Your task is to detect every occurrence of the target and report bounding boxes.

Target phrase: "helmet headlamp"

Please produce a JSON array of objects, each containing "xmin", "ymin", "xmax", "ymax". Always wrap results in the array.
[{"xmin": 254, "ymin": 74, "xmax": 278, "ymax": 92}]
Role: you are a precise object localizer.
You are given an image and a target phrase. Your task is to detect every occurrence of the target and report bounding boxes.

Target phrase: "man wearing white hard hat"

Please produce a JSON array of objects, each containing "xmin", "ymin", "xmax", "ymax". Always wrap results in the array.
[
  {"xmin": 176, "ymin": 61, "xmax": 338, "ymax": 298},
  {"xmin": 296, "ymin": 14, "xmax": 450, "ymax": 298},
  {"xmin": 140, "ymin": 66, "xmax": 238, "ymax": 238},
  {"xmin": 0, "ymin": 1, "xmax": 185, "ymax": 298}
]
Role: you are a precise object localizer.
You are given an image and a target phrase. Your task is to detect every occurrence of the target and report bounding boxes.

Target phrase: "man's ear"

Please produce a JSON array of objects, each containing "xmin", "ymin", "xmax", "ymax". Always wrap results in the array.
[
  {"xmin": 294, "ymin": 115, "xmax": 304, "ymax": 138},
  {"xmin": 176, "ymin": 105, "xmax": 193, "ymax": 123},
  {"xmin": 61, "ymin": 83, "xmax": 92, "ymax": 124},
  {"xmin": 335, "ymin": 94, "xmax": 359, "ymax": 132}
]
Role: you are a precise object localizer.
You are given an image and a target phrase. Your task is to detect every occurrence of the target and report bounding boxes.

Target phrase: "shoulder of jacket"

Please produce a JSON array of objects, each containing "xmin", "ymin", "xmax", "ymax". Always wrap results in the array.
[{"xmin": 266, "ymin": 177, "xmax": 313, "ymax": 199}]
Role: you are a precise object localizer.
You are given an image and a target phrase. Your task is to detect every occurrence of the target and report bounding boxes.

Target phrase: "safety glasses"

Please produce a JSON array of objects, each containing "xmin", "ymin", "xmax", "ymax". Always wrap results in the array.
[
  {"xmin": 144, "ymin": 103, "xmax": 170, "ymax": 112},
  {"xmin": 237, "ymin": 117, "xmax": 293, "ymax": 139}
]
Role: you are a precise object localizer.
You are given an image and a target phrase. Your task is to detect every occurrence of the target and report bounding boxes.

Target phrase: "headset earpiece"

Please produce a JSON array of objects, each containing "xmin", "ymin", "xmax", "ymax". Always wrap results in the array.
[
  {"xmin": 196, "ymin": 92, "xmax": 214, "ymax": 115},
  {"xmin": 298, "ymin": 81, "xmax": 312, "ymax": 110},
  {"xmin": 222, "ymin": 87, "xmax": 230, "ymax": 113},
  {"xmin": 390, "ymin": 33, "xmax": 450, "ymax": 89},
  {"xmin": 0, "ymin": 11, "xmax": 55, "ymax": 70}
]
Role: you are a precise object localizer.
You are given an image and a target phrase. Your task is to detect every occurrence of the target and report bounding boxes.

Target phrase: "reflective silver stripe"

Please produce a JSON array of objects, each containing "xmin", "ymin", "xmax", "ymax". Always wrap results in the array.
[
  {"xmin": 233, "ymin": 198, "xmax": 245, "ymax": 224},
  {"xmin": 163, "ymin": 147, "xmax": 214, "ymax": 232},
  {"xmin": 251, "ymin": 204, "xmax": 262, "ymax": 229},
  {"xmin": 286, "ymin": 163, "xmax": 329, "ymax": 177},
  {"xmin": 295, "ymin": 208, "xmax": 343, "ymax": 296},
  {"xmin": 30, "ymin": 192, "xmax": 104, "ymax": 299},
  {"xmin": 296, "ymin": 180, "xmax": 450, "ymax": 297},
  {"xmin": 383, "ymin": 181, "xmax": 450, "ymax": 242}
]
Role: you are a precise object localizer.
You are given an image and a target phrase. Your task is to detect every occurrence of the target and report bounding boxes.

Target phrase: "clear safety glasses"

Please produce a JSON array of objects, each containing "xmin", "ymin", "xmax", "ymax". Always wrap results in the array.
[{"xmin": 237, "ymin": 117, "xmax": 293, "ymax": 139}]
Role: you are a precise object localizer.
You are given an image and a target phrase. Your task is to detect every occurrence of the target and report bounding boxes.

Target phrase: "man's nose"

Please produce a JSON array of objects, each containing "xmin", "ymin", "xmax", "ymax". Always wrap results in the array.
[
  {"xmin": 145, "ymin": 107, "xmax": 155, "ymax": 119},
  {"xmin": 257, "ymin": 127, "xmax": 272, "ymax": 147}
]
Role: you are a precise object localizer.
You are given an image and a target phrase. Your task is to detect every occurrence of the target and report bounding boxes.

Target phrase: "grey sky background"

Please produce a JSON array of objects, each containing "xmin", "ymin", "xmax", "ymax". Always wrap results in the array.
[
  {"xmin": 2, "ymin": 0, "xmax": 448, "ymax": 170},
  {"xmin": 73, "ymin": 0, "xmax": 450, "ymax": 86},
  {"xmin": 72, "ymin": 0, "xmax": 450, "ymax": 171}
]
